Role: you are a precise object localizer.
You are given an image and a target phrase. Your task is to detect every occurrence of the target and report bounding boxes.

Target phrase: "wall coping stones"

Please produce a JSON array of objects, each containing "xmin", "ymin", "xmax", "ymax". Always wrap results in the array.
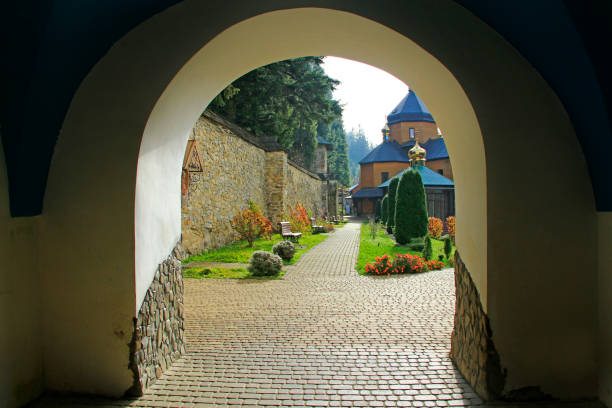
[
  {"xmin": 202, "ymin": 110, "xmax": 284, "ymax": 152},
  {"xmin": 202, "ymin": 110, "xmax": 322, "ymax": 181}
]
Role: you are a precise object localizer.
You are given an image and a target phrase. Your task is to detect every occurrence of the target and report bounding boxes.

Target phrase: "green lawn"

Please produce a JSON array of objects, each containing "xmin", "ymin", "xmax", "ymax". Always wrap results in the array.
[
  {"xmin": 183, "ymin": 266, "xmax": 285, "ymax": 280},
  {"xmin": 183, "ymin": 232, "xmax": 329, "ymax": 265},
  {"xmin": 356, "ymin": 222, "xmax": 455, "ymax": 274}
]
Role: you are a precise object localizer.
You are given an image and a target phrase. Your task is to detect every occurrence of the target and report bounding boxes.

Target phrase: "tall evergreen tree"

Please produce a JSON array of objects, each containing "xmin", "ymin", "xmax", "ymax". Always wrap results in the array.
[
  {"xmin": 210, "ymin": 57, "xmax": 342, "ymax": 168},
  {"xmin": 381, "ymin": 195, "xmax": 388, "ymax": 225},
  {"xmin": 394, "ymin": 169, "xmax": 429, "ymax": 244},
  {"xmin": 318, "ymin": 119, "xmax": 350, "ymax": 186},
  {"xmin": 387, "ymin": 177, "xmax": 399, "ymax": 234},
  {"xmin": 347, "ymin": 126, "xmax": 373, "ymax": 185}
]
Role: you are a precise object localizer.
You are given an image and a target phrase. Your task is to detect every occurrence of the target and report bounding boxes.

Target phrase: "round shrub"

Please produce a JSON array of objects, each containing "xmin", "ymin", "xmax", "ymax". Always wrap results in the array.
[
  {"xmin": 272, "ymin": 240, "xmax": 295, "ymax": 262},
  {"xmin": 249, "ymin": 251, "xmax": 283, "ymax": 276}
]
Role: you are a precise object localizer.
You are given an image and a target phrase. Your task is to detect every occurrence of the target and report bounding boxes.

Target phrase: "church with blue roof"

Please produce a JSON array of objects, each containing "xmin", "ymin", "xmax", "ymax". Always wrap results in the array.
[{"xmin": 351, "ymin": 90, "xmax": 455, "ymax": 219}]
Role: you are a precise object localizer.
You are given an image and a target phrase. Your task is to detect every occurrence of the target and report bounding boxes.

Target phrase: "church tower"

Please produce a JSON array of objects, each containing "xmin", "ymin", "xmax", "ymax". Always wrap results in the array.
[{"xmin": 386, "ymin": 90, "xmax": 439, "ymax": 145}]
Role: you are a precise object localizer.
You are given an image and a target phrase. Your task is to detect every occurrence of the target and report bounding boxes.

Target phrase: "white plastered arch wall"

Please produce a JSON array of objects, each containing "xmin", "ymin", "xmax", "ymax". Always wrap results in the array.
[
  {"xmin": 40, "ymin": 0, "xmax": 597, "ymax": 400},
  {"xmin": 136, "ymin": 8, "xmax": 486, "ymax": 321}
]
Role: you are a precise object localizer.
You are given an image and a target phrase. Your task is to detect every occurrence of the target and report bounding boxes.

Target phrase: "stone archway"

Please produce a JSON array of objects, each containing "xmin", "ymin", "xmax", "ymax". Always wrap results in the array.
[{"xmin": 40, "ymin": 1, "xmax": 596, "ymax": 401}]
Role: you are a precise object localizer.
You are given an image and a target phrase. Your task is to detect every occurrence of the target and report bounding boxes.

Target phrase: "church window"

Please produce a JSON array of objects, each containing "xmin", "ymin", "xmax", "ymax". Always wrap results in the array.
[
  {"xmin": 409, "ymin": 128, "xmax": 415, "ymax": 139},
  {"xmin": 438, "ymin": 169, "xmax": 444, "ymax": 175},
  {"xmin": 381, "ymin": 172, "xmax": 389, "ymax": 182}
]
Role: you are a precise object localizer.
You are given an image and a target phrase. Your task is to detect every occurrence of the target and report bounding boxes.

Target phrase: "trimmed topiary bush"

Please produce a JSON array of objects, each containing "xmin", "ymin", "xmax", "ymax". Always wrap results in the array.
[
  {"xmin": 394, "ymin": 168, "xmax": 428, "ymax": 244},
  {"xmin": 381, "ymin": 195, "xmax": 388, "ymax": 225},
  {"xmin": 387, "ymin": 177, "xmax": 399, "ymax": 234},
  {"xmin": 248, "ymin": 251, "xmax": 283, "ymax": 276},
  {"xmin": 423, "ymin": 236, "xmax": 433, "ymax": 261},
  {"xmin": 444, "ymin": 236, "xmax": 453, "ymax": 260},
  {"xmin": 375, "ymin": 199, "xmax": 382, "ymax": 222},
  {"xmin": 272, "ymin": 240, "xmax": 295, "ymax": 262}
]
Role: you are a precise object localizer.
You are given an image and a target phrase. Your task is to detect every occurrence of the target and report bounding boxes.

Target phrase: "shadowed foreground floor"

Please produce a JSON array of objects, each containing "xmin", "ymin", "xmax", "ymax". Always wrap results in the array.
[{"xmin": 30, "ymin": 221, "xmax": 603, "ymax": 407}]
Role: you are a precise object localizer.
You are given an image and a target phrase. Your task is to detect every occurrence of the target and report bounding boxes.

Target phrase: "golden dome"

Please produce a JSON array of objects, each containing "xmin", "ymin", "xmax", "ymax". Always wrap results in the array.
[
  {"xmin": 408, "ymin": 140, "xmax": 426, "ymax": 161},
  {"xmin": 381, "ymin": 124, "xmax": 390, "ymax": 142}
]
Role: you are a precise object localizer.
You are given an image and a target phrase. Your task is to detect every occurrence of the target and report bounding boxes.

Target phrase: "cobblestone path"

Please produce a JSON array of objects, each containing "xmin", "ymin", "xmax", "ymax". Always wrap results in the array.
[{"xmin": 30, "ymin": 220, "xmax": 603, "ymax": 408}]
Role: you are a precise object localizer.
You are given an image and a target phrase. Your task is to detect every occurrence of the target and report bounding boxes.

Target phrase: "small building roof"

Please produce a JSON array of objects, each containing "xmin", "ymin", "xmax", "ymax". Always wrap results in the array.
[
  {"xmin": 349, "ymin": 183, "xmax": 359, "ymax": 192},
  {"xmin": 378, "ymin": 166, "xmax": 454, "ymax": 188},
  {"xmin": 387, "ymin": 90, "xmax": 435, "ymax": 124},
  {"xmin": 402, "ymin": 138, "xmax": 449, "ymax": 161},
  {"xmin": 359, "ymin": 141, "xmax": 411, "ymax": 164},
  {"xmin": 351, "ymin": 187, "xmax": 385, "ymax": 199},
  {"xmin": 317, "ymin": 135, "xmax": 333, "ymax": 150}
]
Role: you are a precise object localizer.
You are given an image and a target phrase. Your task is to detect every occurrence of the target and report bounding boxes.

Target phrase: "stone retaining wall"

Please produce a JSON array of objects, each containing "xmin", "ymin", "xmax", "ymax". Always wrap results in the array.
[
  {"xmin": 129, "ymin": 247, "xmax": 185, "ymax": 394},
  {"xmin": 181, "ymin": 112, "xmax": 328, "ymax": 253},
  {"xmin": 450, "ymin": 251, "xmax": 505, "ymax": 400},
  {"xmin": 286, "ymin": 162, "xmax": 325, "ymax": 218},
  {"xmin": 181, "ymin": 115, "xmax": 267, "ymax": 254}
]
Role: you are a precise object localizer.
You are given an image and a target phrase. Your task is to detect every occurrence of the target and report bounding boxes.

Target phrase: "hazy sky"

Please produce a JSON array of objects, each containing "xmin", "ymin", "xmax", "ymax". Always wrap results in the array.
[{"xmin": 322, "ymin": 56, "xmax": 408, "ymax": 146}]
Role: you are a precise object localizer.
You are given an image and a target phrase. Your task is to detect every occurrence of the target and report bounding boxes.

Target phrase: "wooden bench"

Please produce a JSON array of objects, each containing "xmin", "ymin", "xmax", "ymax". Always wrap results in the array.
[
  {"xmin": 310, "ymin": 218, "xmax": 325, "ymax": 234},
  {"xmin": 278, "ymin": 222, "xmax": 302, "ymax": 242}
]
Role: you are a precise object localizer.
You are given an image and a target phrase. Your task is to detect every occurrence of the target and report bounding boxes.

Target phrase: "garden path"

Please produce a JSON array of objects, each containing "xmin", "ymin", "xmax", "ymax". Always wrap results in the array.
[{"xmin": 31, "ymin": 220, "xmax": 602, "ymax": 408}]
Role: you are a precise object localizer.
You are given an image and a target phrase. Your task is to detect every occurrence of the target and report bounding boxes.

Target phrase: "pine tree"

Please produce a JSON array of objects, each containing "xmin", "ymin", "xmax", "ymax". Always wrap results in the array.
[
  {"xmin": 387, "ymin": 177, "xmax": 399, "ymax": 234},
  {"xmin": 347, "ymin": 126, "xmax": 373, "ymax": 185},
  {"xmin": 394, "ymin": 168, "xmax": 429, "ymax": 244},
  {"xmin": 210, "ymin": 57, "xmax": 342, "ymax": 168},
  {"xmin": 318, "ymin": 119, "xmax": 350, "ymax": 186},
  {"xmin": 381, "ymin": 195, "xmax": 388, "ymax": 225}
]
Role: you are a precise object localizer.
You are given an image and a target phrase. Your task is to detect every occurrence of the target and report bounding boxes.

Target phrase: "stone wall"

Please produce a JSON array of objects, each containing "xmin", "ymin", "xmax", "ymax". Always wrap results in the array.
[
  {"xmin": 181, "ymin": 114, "xmax": 267, "ymax": 254},
  {"xmin": 286, "ymin": 162, "xmax": 325, "ymax": 218},
  {"xmin": 129, "ymin": 246, "xmax": 185, "ymax": 394},
  {"xmin": 450, "ymin": 251, "xmax": 505, "ymax": 400},
  {"xmin": 264, "ymin": 151, "xmax": 287, "ymax": 226},
  {"xmin": 181, "ymin": 112, "xmax": 329, "ymax": 254}
]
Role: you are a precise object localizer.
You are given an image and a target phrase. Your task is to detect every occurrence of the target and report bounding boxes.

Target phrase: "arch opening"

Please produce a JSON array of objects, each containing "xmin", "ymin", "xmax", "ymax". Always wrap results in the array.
[{"xmin": 39, "ymin": 2, "xmax": 597, "ymax": 403}]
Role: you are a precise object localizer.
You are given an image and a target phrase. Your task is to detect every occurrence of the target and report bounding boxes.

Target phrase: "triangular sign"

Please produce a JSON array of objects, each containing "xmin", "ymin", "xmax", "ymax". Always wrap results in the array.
[{"xmin": 182, "ymin": 139, "xmax": 203, "ymax": 172}]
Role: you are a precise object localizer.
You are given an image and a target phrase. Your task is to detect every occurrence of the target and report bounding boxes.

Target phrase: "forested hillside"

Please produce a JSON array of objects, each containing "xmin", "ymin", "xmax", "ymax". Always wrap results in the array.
[{"xmin": 347, "ymin": 127, "xmax": 374, "ymax": 185}]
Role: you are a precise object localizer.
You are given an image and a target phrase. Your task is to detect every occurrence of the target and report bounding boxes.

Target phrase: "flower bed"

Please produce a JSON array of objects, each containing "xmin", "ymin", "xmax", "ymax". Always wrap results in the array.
[{"xmin": 364, "ymin": 253, "xmax": 445, "ymax": 275}]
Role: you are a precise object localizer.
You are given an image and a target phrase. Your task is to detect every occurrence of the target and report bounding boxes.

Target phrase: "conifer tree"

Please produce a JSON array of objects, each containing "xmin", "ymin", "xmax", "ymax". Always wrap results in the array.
[
  {"xmin": 386, "ymin": 177, "xmax": 399, "ymax": 234},
  {"xmin": 394, "ymin": 169, "xmax": 429, "ymax": 244},
  {"xmin": 423, "ymin": 236, "xmax": 433, "ymax": 261},
  {"xmin": 210, "ymin": 57, "xmax": 342, "ymax": 168},
  {"xmin": 381, "ymin": 195, "xmax": 388, "ymax": 225},
  {"xmin": 444, "ymin": 236, "xmax": 453, "ymax": 260}
]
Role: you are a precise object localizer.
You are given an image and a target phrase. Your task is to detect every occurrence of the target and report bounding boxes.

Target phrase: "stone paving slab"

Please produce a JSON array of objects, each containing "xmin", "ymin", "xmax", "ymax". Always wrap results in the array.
[{"xmin": 30, "ymin": 221, "xmax": 604, "ymax": 408}]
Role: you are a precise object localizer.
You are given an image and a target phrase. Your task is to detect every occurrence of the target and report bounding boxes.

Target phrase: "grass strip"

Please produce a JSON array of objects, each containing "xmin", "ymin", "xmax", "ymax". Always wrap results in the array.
[
  {"xmin": 356, "ymin": 222, "xmax": 455, "ymax": 274},
  {"xmin": 183, "ymin": 233, "xmax": 328, "ymax": 265},
  {"xmin": 183, "ymin": 266, "xmax": 285, "ymax": 280}
]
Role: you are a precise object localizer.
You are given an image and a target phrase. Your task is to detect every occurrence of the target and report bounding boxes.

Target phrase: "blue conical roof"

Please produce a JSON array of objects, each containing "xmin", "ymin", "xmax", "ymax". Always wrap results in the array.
[{"xmin": 387, "ymin": 90, "xmax": 435, "ymax": 124}]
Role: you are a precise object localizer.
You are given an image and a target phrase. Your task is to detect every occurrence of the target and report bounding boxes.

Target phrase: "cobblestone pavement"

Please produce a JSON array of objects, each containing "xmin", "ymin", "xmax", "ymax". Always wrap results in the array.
[{"xmin": 31, "ymin": 221, "xmax": 603, "ymax": 408}]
